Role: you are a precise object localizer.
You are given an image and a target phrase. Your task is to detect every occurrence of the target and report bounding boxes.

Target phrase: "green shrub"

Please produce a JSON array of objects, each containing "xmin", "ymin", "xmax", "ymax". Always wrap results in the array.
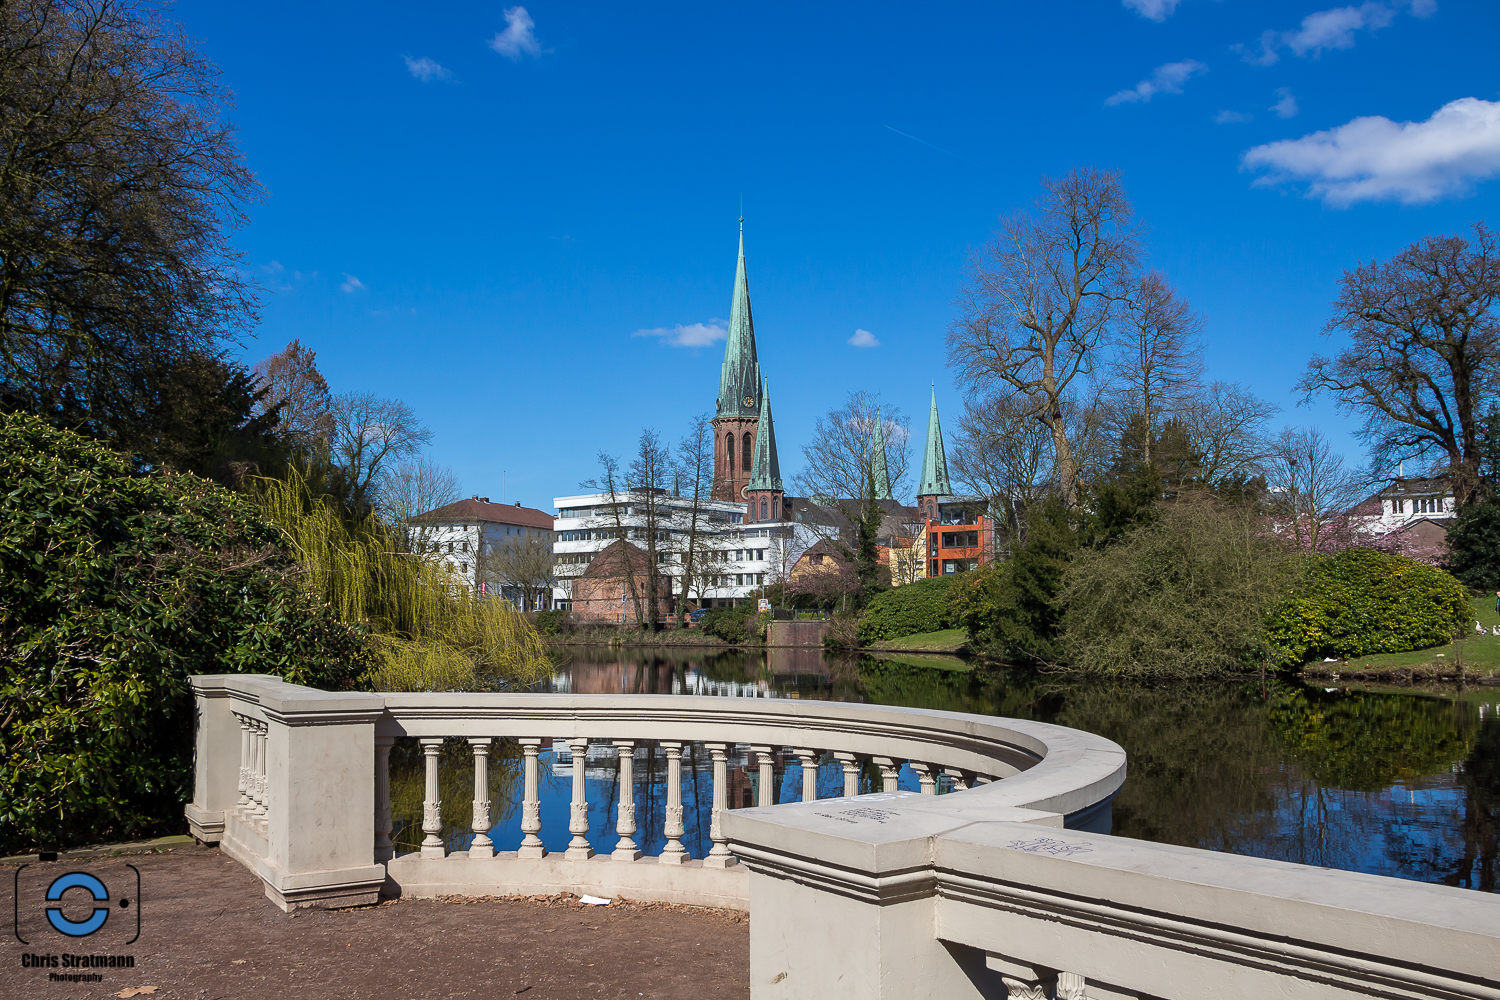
[
  {"xmin": 856, "ymin": 576, "xmax": 960, "ymax": 644},
  {"xmin": 530, "ymin": 609, "xmax": 572, "ymax": 636},
  {"xmin": 702, "ymin": 604, "xmax": 757, "ymax": 643},
  {"xmin": 1264, "ymin": 548, "xmax": 1473, "ymax": 666},
  {"xmin": 0, "ymin": 414, "xmax": 369, "ymax": 853},
  {"xmin": 1058, "ymin": 496, "xmax": 1294, "ymax": 677}
]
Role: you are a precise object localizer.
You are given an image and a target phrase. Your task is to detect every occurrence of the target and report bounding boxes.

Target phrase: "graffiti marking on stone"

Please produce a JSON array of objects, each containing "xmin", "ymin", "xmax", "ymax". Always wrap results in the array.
[{"xmin": 1005, "ymin": 837, "xmax": 1093, "ymax": 857}]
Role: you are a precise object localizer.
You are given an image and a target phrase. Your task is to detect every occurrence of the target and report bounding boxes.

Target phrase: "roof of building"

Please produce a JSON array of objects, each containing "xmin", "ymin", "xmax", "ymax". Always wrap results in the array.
[
  {"xmin": 1376, "ymin": 476, "xmax": 1453, "ymax": 497},
  {"xmin": 579, "ymin": 538, "xmax": 664, "ymax": 579},
  {"xmin": 412, "ymin": 497, "xmax": 555, "ymax": 530},
  {"xmin": 747, "ymin": 380, "xmax": 783, "ymax": 492},
  {"xmin": 716, "ymin": 220, "xmax": 762, "ymax": 420},
  {"xmin": 918, "ymin": 386, "xmax": 952, "ymax": 497}
]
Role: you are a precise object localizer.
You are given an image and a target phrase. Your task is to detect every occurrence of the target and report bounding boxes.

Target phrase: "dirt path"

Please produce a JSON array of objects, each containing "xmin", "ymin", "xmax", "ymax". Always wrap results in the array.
[{"xmin": 2, "ymin": 845, "xmax": 749, "ymax": 1000}]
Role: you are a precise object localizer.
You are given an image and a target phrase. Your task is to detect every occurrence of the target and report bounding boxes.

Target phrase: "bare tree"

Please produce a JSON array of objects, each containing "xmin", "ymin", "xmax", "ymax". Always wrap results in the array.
[
  {"xmin": 329, "ymin": 392, "xmax": 432, "ymax": 509},
  {"xmin": 950, "ymin": 391, "xmax": 1054, "ymax": 546},
  {"xmin": 1300, "ymin": 223, "xmax": 1500, "ymax": 504},
  {"xmin": 0, "ymin": 0, "xmax": 260, "ymax": 450},
  {"xmin": 582, "ymin": 430, "xmax": 672, "ymax": 629},
  {"xmin": 252, "ymin": 340, "xmax": 332, "ymax": 450},
  {"xmin": 480, "ymin": 532, "xmax": 558, "ymax": 611},
  {"xmin": 949, "ymin": 168, "xmax": 1141, "ymax": 507},
  {"xmin": 1108, "ymin": 271, "xmax": 1203, "ymax": 466},
  {"xmin": 672, "ymin": 413, "xmax": 716, "ymax": 621},
  {"xmin": 378, "ymin": 457, "xmax": 460, "ymax": 550},
  {"xmin": 1180, "ymin": 381, "xmax": 1278, "ymax": 486},
  {"xmin": 792, "ymin": 390, "xmax": 911, "ymax": 504},
  {"xmin": 1264, "ymin": 428, "xmax": 1367, "ymax": 552}
]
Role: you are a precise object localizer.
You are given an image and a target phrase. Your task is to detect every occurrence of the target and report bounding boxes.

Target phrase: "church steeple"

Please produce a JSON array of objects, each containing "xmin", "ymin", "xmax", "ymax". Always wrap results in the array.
[
  {"xmin": 871, "ymin": 409, "xmax": 892, "ymax": 501},
  {"xmin": 716, "ymin": 219, "xmax": 762, "ymax": 420},
  {"xmin": 917, "ymin": 386, "xmax": 950, "ymax": 522},
  {"xmin": 747, "ymin": 381, "xmax": 782, "ymax": 492}
]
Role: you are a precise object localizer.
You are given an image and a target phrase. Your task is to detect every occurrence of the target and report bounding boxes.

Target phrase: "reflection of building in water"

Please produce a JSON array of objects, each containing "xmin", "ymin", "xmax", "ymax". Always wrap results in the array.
[
  {"xmin": 549, "ymin": 658, "xmax": 678, "ymax": 695},
  {"xmin": 549, "ymin": 740, "xmax": 760, "ymax": 779}
]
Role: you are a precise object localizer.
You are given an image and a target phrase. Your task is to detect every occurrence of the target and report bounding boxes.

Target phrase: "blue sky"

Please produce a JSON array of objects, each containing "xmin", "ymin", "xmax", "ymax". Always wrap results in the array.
[{"xmin": 177, "ymin": 0, "xmax": 1500, "ymax": 507}]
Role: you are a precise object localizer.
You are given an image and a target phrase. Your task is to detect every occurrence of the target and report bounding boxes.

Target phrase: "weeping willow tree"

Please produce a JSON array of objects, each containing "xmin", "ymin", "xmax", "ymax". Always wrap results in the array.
[{"xmin": 256, "ymin": 469, "xmax": 552, "ymax": 691}]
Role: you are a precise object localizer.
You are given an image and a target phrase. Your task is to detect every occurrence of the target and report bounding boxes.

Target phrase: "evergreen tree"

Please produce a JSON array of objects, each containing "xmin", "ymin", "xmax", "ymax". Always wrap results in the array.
[{"xmin": 1447, "ymin": 410, "xmax": 1500, "ymax": 589}]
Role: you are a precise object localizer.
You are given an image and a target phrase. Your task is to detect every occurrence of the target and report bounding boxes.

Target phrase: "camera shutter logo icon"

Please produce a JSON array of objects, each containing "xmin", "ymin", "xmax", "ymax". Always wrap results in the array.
[{"xmin": 46, "ymin": 872, "xmax": 111, "ymax": 937}]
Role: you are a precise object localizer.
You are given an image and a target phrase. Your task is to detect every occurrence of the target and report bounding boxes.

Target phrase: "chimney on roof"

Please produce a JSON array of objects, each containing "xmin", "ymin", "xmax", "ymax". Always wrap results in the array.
[
  {"xmin": 479, "ymin": 497, "xmax": 490, "ymax": 503},
  {"xmin": 514, "ymin": 501, "xmax": 521, "ymax": 507}
]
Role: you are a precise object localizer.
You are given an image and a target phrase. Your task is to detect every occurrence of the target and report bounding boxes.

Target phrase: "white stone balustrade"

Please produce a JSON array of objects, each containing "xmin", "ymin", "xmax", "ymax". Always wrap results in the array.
[{"xmin": 186, "ymin": 675, "xmax": 1500, "ymax": 998}]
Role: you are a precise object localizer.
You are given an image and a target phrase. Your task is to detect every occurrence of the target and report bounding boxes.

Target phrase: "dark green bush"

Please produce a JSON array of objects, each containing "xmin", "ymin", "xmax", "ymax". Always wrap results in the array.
[
  {"xmin": 0, "ymin": 414, "xmax": 369, "ymax": 853},
  {"xmin": 530, "ymin": 609, "xmax": 572, "ymax": 636},
  {"xmin": 1264, "ymin": 548, "xmax": 1473, "ymax": 666},
  {"xmin": 701, "ymin": 604, "xmax": 757, "ymax": 643},
  {"xmin": 856, "ymin": 576, "xmax": 960, "ymax": 644}
]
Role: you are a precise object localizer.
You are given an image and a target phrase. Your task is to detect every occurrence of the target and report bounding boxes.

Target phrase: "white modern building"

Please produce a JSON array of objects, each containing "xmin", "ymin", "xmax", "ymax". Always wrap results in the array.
[
  {"xmin": 550, "ymin": 490, "xmax": 821, "ymax": 610},
  {"xmin": 409, "ymin": 496, "xmax": 556, "ymax": 609}
]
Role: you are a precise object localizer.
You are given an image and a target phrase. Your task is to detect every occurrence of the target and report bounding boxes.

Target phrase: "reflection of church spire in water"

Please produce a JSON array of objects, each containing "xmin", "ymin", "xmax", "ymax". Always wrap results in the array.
[{"xmin": 871, "ymin": 409, "xmax": 892, "ymax": 501}]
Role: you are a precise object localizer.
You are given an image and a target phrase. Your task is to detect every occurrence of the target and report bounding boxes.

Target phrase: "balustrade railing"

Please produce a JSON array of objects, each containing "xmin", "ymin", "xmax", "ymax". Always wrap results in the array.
[{"xmin": 185, "ymin": 674, "xmax": 1500, "ymax": 999}]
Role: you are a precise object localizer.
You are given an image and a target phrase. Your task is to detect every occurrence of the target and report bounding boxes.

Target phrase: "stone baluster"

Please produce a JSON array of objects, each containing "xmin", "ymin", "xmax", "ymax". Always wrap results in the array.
[
  {"xmin": 873, "ymin": 756, "xmax": 900, "ymax": 794},
  {"xmin": 794, "ymin": 748, "xmax": 819, "ymax": 802},
  {"xmin": 660, "ymin": 742, "xmax": 686, "ymax": 865},
  {"xmin": 469, "ymin": 738, "xmax": 494, "ymax": 859},
  {"xmin": 517, "ymin": 739, "xmax": 545, "ymax": 859},
  {"xmin": 419, "ymin": 737, "xmax": 445, "ymax": 858},
  {"xmin": 234, "ymin": 714, "xmax": 251, "ymax": 814},
  {"xmin": 751, "ymin": 744, "xmax": 775, "ymax": 808},
  {"xmin": 250, "ymin": 722, "xmax": 268, "ymax": 821},
  {"xmin": 374, "ymin": 735, "xmax": 394, "ymax": 862},
  {"xmin": 834, "ymin": 751, "xmax": 861, "ymax": 797},
  {"xmin": 912, "ymin": 762, "xmax": 938, "ymax": 795},
  {"xmin": 705, "ymin": 742, "xmax": 735, "ymax": 867},
  {"xmin": 942, "ymin": 766, "xmax": 971, "ymax": 792},
  {"xmin": 566, "ymin": 737, "xmax": 593, "ymax": 860},
  {"xmin": 613, "ymin": 740, "xmax": 640, "ymax": 861}
]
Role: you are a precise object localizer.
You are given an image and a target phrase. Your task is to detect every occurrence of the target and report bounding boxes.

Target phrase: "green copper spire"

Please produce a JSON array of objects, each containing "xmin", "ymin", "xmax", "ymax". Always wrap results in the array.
[
  {"xmin": 747, "ymin": 380, "xmax": 782, "ymax": 492},
  {"xmin": 871, "ymin": 409, "xmax": 893, "ymax": 501},
  {"xmin": 716, "ymin": 219, "xmax": 762, "ymax": 419},
  {"xmin": 918, "ymin": 386, "xmax": 951, "ymax": 497}
]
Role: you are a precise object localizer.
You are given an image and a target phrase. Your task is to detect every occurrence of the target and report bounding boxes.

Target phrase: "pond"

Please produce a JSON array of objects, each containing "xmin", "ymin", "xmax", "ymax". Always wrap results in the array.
[{"xmin": 387, "ymin": 645, "xmax": 1500, "ymax": 894}]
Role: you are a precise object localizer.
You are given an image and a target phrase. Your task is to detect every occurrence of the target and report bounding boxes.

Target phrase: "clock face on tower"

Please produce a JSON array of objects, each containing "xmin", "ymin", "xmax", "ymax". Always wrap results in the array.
[{"xmin": 743, "ymin": 395, "xmax": 755, "ymax": 408}]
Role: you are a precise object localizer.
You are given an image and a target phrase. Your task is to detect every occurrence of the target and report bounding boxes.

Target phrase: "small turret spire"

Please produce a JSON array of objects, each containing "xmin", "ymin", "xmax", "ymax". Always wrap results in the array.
[
  {"xmin": 747, "ymin": 380, "xmax": 782, "ymax": 493},
  {"xmin": 918, "ymin": 386, "xmax": 951, "ymax": 498},
  {"xmin": 871, "ymin": 409, "xmax": 893, "ymax": 501}
]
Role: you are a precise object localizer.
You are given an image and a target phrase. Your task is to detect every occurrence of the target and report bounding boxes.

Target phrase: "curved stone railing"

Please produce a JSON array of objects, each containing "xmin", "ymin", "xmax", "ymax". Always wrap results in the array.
[
  {"xmin": 185, "ymin": 674, "xmax": 1125, "ymax": 911},
  {"xmin": 185, "ymin": 674, "xmax": 1500, "ymax": 999}
]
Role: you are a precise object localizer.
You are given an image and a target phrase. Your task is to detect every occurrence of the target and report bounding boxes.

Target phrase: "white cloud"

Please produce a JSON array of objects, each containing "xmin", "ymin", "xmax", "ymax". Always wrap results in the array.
[
  {"xmin": 848, "ymin": 328, "xmax": 880, "ymax": 348},
  {"xmin": 403, "ymin": 55, "xmax": 451, "ymax": 82},
  {"xmin": 340, "ymin": 273, "xmax": 366, "ymax": 293},
  {"xmin": 1106, "ymin": 59, "xmax": 1207, "ymax": 106},
  {"xmin": 1122, "ymin": 0, "xmax": 1182, "ymax": 21},
  {"xmin": 490, "ymin": 6, "xmax": 542, "ymax": 60},
  {"xmin": 1242, "ymin": 97, "xmax": 1500, "ymax": 206},
  {"xmin": 632, "ymin": 320, "xmax": 727, "ymax": 348},
  {"xmin": 1271, "ymin": 88, "xmax": 1299, "ymax": 119},
  {"xmin": 1214, "ymin": 109, "xmax": 1253, "ymax": 124},
  {"xmin": 1239, "ymin": 1, "xmax": 1431, "ymax": 64}
]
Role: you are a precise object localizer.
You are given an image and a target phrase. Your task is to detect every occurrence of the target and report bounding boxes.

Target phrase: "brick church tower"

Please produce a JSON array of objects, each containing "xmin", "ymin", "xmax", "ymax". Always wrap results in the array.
[{"xmin": 712, "ymin": 219, "xmax": 762, "ymax": 502}]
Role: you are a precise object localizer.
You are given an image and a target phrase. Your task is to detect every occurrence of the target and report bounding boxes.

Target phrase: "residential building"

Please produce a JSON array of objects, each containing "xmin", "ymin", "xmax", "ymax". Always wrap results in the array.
[
  {"xmin": 409, "ymin": 496, "xmax": 555, "ymax": 608},
  {"xmin": 1346, "ymin": 475, "xmax": 1457, "ymax": 561}
]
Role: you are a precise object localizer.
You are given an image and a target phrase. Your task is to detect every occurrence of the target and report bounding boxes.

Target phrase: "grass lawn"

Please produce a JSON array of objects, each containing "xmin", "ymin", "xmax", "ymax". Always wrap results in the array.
[
  {"xmin": 1303, "ymin": 595, "xmax": 1500, "ymax": 680},
  {"xmin": 866, "ymin": 628, "xmax": 969, "ymax": 654}
]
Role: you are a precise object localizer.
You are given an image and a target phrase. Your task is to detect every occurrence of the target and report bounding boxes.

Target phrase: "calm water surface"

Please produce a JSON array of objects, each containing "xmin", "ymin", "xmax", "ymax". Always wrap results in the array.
[{"xmin": 389, "ymin": 645, "xmax": 1499, "ymax": 893}]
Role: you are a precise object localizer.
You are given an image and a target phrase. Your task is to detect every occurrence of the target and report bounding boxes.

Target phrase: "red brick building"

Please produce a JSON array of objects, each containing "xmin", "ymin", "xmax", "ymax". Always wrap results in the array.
[{"xmin": 570, "ymin": 540, "xmax": 674, "ymax": 625}]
